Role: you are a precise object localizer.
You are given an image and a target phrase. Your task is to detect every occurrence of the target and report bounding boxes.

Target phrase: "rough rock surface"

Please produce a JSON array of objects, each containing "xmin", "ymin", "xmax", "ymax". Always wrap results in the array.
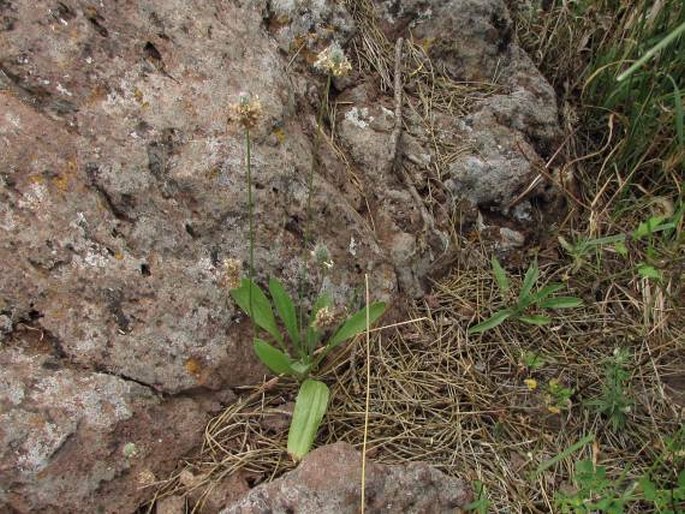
[
  {"xmin": 219, "ymin": 442, "xmax": 472, "ymax": 513},
  {"xmin": 0, "ymin": 0, "xmax": 560, "ymax": 511}
]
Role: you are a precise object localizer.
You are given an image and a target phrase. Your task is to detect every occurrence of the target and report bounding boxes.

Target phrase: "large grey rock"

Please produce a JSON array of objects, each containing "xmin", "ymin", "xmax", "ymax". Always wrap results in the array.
[
  {"xmin": 0, "ymin": 0, "xmax": 561, "ymax": 510},
  {"xmin": 219, "ymin": 442, "xmax": 472, "ymax": 513},
  {"xmin": 0, "ymin": 342, "xmax": 207, "ymax": 513}
]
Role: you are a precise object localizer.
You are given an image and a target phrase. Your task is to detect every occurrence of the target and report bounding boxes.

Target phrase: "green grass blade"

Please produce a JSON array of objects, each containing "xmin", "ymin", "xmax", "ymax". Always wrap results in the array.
[
  {"xmin": 617, "ymin": 20, "xmax": 685, "ymax": 82},
  {"xmin": 535, "ymin": 433, "xmax": 595, "ymax": 477},
  {"xmin": 253, "ymin": 338, "xmax": 296, "ymax": 376},
  {"xmin": 326, "ymin": 302, "xmax": 386, "ymax": 350},
  {"xmin": 666, "ymin": 74, "xmax": 684, "ymax": 146},
  {"xmin": 230, "ymin": 279, "xmax": 284, "ymax": 345},
  {"xmin": 287, "ymin": 379, "xmax": 330, "ymax": 461},
  {"xmin": 468, "ymin": 310, "xmax": 512, "ymax": 334},
  {"xmin": 539, "ymin": 297, "xmax": 584, "ymax": 309},
  {"xmin": 491, "ymin": 256, "xmax": 510, "ymax": 296},
  {"xmin": 518, "ymin": 261, "xmax": 539, "ymax": 304},
  {"xmin": 268, "ymin": 278, "xmax": 300, "ymax": 348}
]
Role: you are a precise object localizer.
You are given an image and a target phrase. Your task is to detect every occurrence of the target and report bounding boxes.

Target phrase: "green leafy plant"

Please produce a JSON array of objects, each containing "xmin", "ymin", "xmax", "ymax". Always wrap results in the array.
[
  {"xmin": 230, "ymin": 272, "xmax": 385, "ymax": 462},
  {"xmin": 584, "ymin": 348, "xmax": 634, "ymax": 431},
  {"xmin": 464, "ymin": 480, "xmax": 490, "ymax": 513},
  {"xmin": 468, "ymin": 257, "xmax": 583, "ymax": 334},
  {"xmin": 638, "ymin": 471, "xmax": 685, "ymax": 514},
  {"xmin": 545, "ymin": 378, "xmax": 574, "ymax": 414},
  {"xmin": 555, "ymin": 459, "xmax": 635, "ymax": 514},
  {"xmin": 519, "ymin": 349, "xmax": 550, "ymax": 371},
  {"xmin": 551, "ymin": 427, "xmax": 685, "ymax": 513}
]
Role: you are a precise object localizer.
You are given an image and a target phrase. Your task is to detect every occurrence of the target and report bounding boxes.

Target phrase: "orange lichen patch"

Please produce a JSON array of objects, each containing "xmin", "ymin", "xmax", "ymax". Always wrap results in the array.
[
  {"xmin": 53, "ymin": 158, "xmax": 79, "ymax": 192},
  {"xmin": 28, "ymin": 174, "xmax": 46, "ymax": 185},
  {"xmin": 184, "ymin": 357, "xmax": 203, "ymax": 376},
  {"xmin": 53, "ymin": 174, "xmax": 69, "ymax": 192},
  {"xmin": 133, "ymin": 88, "xmax": 144, "ymax": 104},
  {"xmin": 113, "ymin": 252, "xmax": 125, "ymax": 261}
]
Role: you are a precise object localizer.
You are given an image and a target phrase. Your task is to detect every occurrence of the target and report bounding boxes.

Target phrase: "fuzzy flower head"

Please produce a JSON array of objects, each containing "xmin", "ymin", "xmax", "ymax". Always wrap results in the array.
[
  {"xmin": 313, "ymin": 42, "xmax": 352, "ymax": 77},
  {"xmin": 222, "ymin": 257, "xmax": 242, "ymax": 290},
  {"xmin": 311, "ymin": 242, "xmax": 334, "ymax": 270},
  {"xmin": 230, "ymin": 92, "xmax": 263, "ymax": 129},
  {"xmin": 312, "ymin": 306, "xmax": 337, "ymax": 332}
]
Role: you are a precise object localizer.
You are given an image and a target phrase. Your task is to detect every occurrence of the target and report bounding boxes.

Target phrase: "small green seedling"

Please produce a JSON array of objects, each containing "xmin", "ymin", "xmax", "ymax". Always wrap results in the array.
[
  {"xmin": 519, "ymin": 350, "xmax": 550, "ymax": 371},
  {"xmin": 584, "ymin": 348, "xmax": 634, "ymax": 431},
  {"xmin": 545, "ymin": 378, "xmax": 574, "ymax": 414},
  {"xmin": 468, "ymin": 257, "xmax": 583, "ymax": 334},
  {"xmin": 231, "ymin": 278, "xmax": 385, "ymax": 460},
  {"xmin": 464, "ymin": 480, "xmax": 490, "ymax": 513}
]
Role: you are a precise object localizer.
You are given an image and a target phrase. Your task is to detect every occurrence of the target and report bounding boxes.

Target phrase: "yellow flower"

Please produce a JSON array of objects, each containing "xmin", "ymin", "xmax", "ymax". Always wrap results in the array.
[
  {"xmin": 313, "ymin": 42, "xmax": 352, "ymax": 77},
  {"xmin": 547, "ymin": 404, "xmax": 562, "ymax": 414},
  {"xmin": 230, "ymin": 92, "xmax": 263, "ymax": 129},
  {"xmin": 524, "ymin": 378, "xmax": 538, "ymax": 391}
]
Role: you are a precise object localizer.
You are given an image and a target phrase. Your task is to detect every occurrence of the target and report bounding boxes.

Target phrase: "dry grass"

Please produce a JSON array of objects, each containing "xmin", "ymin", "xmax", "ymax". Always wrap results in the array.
[{"xmin": 147, "ymin": 245, "xmax": 683, "ymax": 511}]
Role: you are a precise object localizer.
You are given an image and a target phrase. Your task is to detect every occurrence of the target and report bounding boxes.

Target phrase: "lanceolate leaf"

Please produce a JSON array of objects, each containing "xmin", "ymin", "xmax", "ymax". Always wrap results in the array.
[
  {"xmin": 253, "ymin": 339, "xmax": 296, "ymax": 376},
  {"xmin": 491, "ymin": 256, "xmax": 510, "ymax": 296},
  {"xmin": 540, "ymin": 297, "xmax": 584, "ymax": 309},
  {"xmin": 519, "ymin": 314, "xmax": 551, "ymax": 325},
  {"xmin": 268, "ymin": 278, "xmax": 300, "ymax": 347},
  {"xmin": 468, "ymin": 309, "xmax": 512, "ymax": 334},
  {"xmin": 518, "ymin": 261, "xmax": 539, "ymax": 304},
  {"xmin": 287, "ymin": 379, "xmax": 330, "ymax": 461},
  {"xmin": 327, "ymin": 302, "xmax": 386, "ymax": 350},
  {"xmin": 230, "ymin": 279, "xmax": 283, "ymax": 345}
]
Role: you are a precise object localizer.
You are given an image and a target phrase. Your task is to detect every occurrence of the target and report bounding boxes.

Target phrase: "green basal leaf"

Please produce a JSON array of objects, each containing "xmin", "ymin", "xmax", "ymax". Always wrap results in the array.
[
  {"xmin": 519, "ymin": 314, "xmax": 551, "ymax": 325},
  {"xmin": 268, "ymin": 278, "xmax": 300, "ymax": 348},
  {"xmin": 291, "ymin": 360, "xmax": 312, "ymax": 378},
  {"xmin": 518, "ymin": 261, "xmax": 539, "ymax": 304},
  {"xmin": 230, "ymin": 279, "xmax": 284, "ymax": 345},
  {"xmin": 468, "ymin": 309, "xmax": 512, "ymax": 334},
  {"xmin": 326, "ymin": 302, "xmax": 387, "ymax": 350},
  {"xmin": 253, "ymin": 338, "xmax": 296, "ymax": 376},
  {"xmin": 287, "ymin": 379, "xmax": 330, "ymax": 461},
  {"xmin": 540, "ymin": 296, "xmax": 584, "ymax": 309},
  {"xmin": 491, "ymin": 256, "xmax": 510, "ymax": 296}
]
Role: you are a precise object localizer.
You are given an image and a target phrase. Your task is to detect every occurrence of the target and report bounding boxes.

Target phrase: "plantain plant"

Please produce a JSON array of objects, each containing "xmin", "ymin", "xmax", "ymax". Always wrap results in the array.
[
  {"xmin": 231, "ymin": 278, "xmax": 385, "ymax": 460},
  {"xmin": 468, "ymin": 257, "xmax": 583, "ymax": 334}
]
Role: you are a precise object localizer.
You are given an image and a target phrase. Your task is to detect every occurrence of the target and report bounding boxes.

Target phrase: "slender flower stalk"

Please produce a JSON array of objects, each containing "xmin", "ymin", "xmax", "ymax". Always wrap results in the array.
[
  {"xmin": 246, "ymin": 127, "xmax": 254, "ymax": 285},
  {"xmin": 297, "ymin": 43, "xmax": 352, "ymax": 334},
  {"xmin": 230, "ymin": 92, "xmax": 263, "ymax": 314}
]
